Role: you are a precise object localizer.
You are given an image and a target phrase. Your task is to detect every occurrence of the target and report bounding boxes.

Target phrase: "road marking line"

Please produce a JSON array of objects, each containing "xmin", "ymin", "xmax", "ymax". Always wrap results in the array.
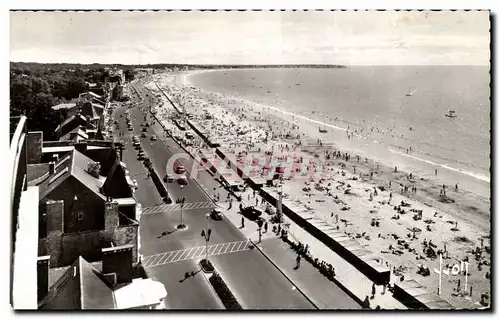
[
  {"xmin": 218, "ymin": 243, "xmax": 231, "ymax": 254},
  {"xmin": 214, "ymin": 244, "xmax": 226, "ymax": 255},
  {"xmin": 234, "ymin": 241, "xmax": 244, "ymax": 251},
  {"xmin": 177, "ymin": 249, "xmax": 192, "ymax": 261},
  {"xmin": 146, "ymin": 255, "xmax": 161, "ymax": 267},
  {"xmin": 207, "ymin": 245, "xmax": 218, "ymax": 255},
  {"xmin": 194, "ymin": 247, "xmax": 207, "ymax": 259},
  {"xmin": 227, "ymin": 242, "xmax": 237, "ymax": 252},
  {"xmin": 157, "ymin": 252, "xmax": 171, "ymax": 265},
  {"xmin": 142, "ymin": 240, "xmax": 251, "ymax": 268},
  {"xmin": 186, "ymin": 247, "xmax": 201, "ymax": 259},
  {"xmin": 166, "ymin": 250, "xmax": 183, "ymax": 263}
]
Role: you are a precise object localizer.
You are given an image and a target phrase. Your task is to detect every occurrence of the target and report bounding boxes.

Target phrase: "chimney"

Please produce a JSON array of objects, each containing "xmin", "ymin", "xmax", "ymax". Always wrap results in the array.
[
  {"xmin": 102, "ymin": 245, "xmax": 133, "ymax": 285},
  {"xmin": 52, "ymin": 154, "xmax": 59, "ymax": 163},
  {"xmin": 49, "ymin": 162, "xmax": 55, "ymax": 175},
  {"xmin": 37, "ymin": 255, "xmax": 51, "ymax": 301},
  {"xmin": 85, "ymin": 115, "xmax": 91, "ymax": 125},
  {"xmin": 104, "ymin": 200, "xmax": 119, "ymax": 230},
  {"xmin": 46, "ymin": 200, "xmax": 64, "ymax": 234},
  {"xmin": 26, "ymin": 131, "xmax": 43, "ymax": 164},
  {"xmin": 74, "ymin": 142, "xmax": 87, "ymax": 154}
]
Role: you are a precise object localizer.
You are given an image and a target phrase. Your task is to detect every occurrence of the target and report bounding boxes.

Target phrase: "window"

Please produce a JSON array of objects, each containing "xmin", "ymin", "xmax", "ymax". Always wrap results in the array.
[{"xmin": 77, "ymin": 212, "xmax": 84, "ymax": 221}]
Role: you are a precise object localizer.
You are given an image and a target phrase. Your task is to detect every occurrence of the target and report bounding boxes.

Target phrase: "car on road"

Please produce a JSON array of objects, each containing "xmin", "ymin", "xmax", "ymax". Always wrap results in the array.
[
  {"xmin": 150, "ymin": 135, "xmax": 157, "ymax": 141},
  {"xmin": 210, "ymin": 209, "xmax": 223, "ymax": 221},
  {"xmin": 240, "ymin": 205, "xmax": 263, "ymax": 221},
  {"xmin": 141, "ymin": 132, "xmax": 147, "ymax": 138},
  {"xmin": 163, "ymin": 173, "xmax": 174, "ymax": 183},
  {"xmin": 175, "ymin": 164, "xmax": 186, "ymax": 174},
  {"xmin": 141, "ymin": 127, "xmax": 147, "ymax": 132},
  {"xmin": 145, "ymin": 122, "xmax": 150, "ymax": 127},
  {"xmin": 177, "ymin": 176, "xmax": 188, "ymax": 185},
  {"xmin": 128, "ymin": 126, "xmax": 133, "ymax": 131},
  {"xmin": 114, "ymin": 120, "xmax": 119, "ymax": 124}
]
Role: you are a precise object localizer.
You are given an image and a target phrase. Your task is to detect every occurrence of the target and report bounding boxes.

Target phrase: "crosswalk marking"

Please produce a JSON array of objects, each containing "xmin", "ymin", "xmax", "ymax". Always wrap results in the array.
[
  {"xmin": 142, "ymin": 201, "xmax": 218, "ymax": 215},
  {"xmin": 142, "ymin": 239, "xmax": 251, "ymax": 268}
]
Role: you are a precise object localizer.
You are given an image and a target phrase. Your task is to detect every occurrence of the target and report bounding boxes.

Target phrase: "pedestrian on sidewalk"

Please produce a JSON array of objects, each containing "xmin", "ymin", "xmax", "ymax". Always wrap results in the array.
[
  {"xmin": 362, "ymin": 296, "xmax": 370, "ymax": 309},
  {"xmin": 241, "ymin": 217, "xmax": 245, "ymax": 228},
  {"xmin": 264, "ymin": 222, "xmax": 268, "ymax": 233},
  {"xmin": 255, "ymin": 197, "xmax": 258, "ymax": 206},
  {"xmin": 295, "ymin": 255, "xmax": 301, "ymax": 269},
  {"xmin": 371, "ymin": 283, "xmax": 376, "ymax": 298},
  {"xmin": 228, "ymin": 201, "xmax": 232, "ymax": 210}
]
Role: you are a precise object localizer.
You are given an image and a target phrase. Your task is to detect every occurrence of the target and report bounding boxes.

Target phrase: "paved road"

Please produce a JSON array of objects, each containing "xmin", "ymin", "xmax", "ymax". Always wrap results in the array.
[
  {"xmin": 114, "ymin": 103, "xmax": 224, "ymax": 309},
  {"xmin": 124, "ymin": 82, "xmax": 317, "ymax": 309}
]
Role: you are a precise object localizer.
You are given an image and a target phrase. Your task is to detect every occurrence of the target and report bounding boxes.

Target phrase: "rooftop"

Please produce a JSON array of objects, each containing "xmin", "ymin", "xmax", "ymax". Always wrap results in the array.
[
  {"xmin": 42, "ymin": 258, "xmax": 167, "ymax": 310},
  {"xmin": 52, "ymin": 103, "xmax": 77, "ymax": 111},
  {"xmin": 39, "ymin": 256, "xmax": 116, "ymax": 310},
  {"xmin": 37, "ymin": 149, "xmax": 106, "ymax": 201}
]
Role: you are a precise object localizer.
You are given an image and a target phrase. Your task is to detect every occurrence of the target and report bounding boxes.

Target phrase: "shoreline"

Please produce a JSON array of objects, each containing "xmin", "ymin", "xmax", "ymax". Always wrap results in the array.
[{"xmin": 183, "ymin": 70, "xmax": 490, "ymax": 196}]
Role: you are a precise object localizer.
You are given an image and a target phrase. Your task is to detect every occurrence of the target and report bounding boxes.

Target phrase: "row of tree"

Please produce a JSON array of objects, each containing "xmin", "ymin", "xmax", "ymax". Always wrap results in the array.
[{"xmin": 10, "ymin": 63, "xmax": 136, "ymax": 140}]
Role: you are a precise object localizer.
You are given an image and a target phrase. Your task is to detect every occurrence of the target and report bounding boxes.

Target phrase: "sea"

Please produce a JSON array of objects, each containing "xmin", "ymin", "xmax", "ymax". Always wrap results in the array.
[{"xmin": 188, "ymin": 66, "xmax": 491, "ymax": 196}]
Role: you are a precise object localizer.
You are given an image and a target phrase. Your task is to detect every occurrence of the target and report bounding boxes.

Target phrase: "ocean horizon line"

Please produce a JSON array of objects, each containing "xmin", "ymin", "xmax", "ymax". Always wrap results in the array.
[{"xmin": 9, "ymin": 61, "xmax": 489, "ymax": 68}]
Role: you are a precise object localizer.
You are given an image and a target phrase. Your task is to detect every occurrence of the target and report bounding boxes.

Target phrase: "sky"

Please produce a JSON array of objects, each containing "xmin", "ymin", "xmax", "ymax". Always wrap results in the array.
[{"xmin": 10, "ymin": 10, "xmax": 490, "ymax": 65}]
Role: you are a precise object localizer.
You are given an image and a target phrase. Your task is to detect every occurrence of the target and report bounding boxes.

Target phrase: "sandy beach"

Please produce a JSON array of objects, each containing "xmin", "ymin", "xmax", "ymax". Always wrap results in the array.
[{"xmin": 144, "ymin": 70, "xmax": 491, "ymax": 309}]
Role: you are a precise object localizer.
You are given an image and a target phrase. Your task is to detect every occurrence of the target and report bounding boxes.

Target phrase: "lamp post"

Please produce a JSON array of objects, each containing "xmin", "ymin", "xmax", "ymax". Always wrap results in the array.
[
  {"xmin": 177, "ymin": 185, "xmax": 186, "ymax": 229},
  {"xmin": 204, "ymin": 213, "xmax": 211, "ymax": 262}
]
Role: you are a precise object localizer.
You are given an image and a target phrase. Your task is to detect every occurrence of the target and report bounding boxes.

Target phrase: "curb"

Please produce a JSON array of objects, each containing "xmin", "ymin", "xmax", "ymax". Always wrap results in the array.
[
  {"xmin": 144, "ymin": 84, "xmax": 220, "ymax": 204},
  {"xmin": 248, "ymin": 238, "xmax": 320, "ymax": 310}
]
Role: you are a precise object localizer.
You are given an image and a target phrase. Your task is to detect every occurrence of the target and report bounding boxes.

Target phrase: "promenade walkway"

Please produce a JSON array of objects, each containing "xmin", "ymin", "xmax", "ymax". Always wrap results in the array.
[{"xmin": 218, "ymin": 188, "xmax": 407, "ymax": 310}]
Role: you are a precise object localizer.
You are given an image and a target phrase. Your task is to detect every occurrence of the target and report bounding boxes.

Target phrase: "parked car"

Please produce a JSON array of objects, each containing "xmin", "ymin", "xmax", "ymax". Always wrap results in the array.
[
  {"xmin": 128, "ymin": 126, "xmax": 133, "ymax": 131},
  {"xmin": 177, "ymin": 176, "xmax": 188, "ymax": 185},
  {"xmin": 141, "ymin": 132, "xmax": 147, "ymax": 138},
  {"xmin": 210, "ymin": 209, "xmax": 223, "ymax": 221},
  {"xmin": 150, "ymin": 135, "xmax": 157, "ymax": 141},
  {"xmin": 240, "ymin": 205, "xmax": 263, "ymax": 221},
  {"xmin": 141, "ymin": 127, "xmax": 147, "ymax": 132},
  {"xmin": 138, "ymin": 153, "xmax": 145, "ymax": 160}
]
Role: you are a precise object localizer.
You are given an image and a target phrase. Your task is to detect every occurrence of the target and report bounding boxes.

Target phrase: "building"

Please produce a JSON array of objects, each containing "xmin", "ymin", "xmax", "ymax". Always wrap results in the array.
[
  {"xmin": 38, "ymin": 248, "xmax": 167, "ymax": 309},
  {"xmin": 54, "ymin": 113, "xmax": 96, "ymax": 139},
  {"xmin": 79, "ymin": 91, "xmax": 104, "ymax": 105},
  {"xmin": 10, "ymin": 116, "xmax": 40, "ymax": 309},
  {"xmin": 28, "ymin": 142, "xmax": 139, "ymax": 268},
  {"xmin": 113, "ymin": 84, "xmax": 124, "ymax": 101}
]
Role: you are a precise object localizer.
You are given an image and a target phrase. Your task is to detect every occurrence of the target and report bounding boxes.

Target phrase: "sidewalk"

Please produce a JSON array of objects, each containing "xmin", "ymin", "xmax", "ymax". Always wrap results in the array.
[
  {"xmin": 284, "ymin": 212, "xmax": 407, "ymax": 309},
  {"xmin": 258, "ymin": 238, "xmax": 361, "ymax": 309}
]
